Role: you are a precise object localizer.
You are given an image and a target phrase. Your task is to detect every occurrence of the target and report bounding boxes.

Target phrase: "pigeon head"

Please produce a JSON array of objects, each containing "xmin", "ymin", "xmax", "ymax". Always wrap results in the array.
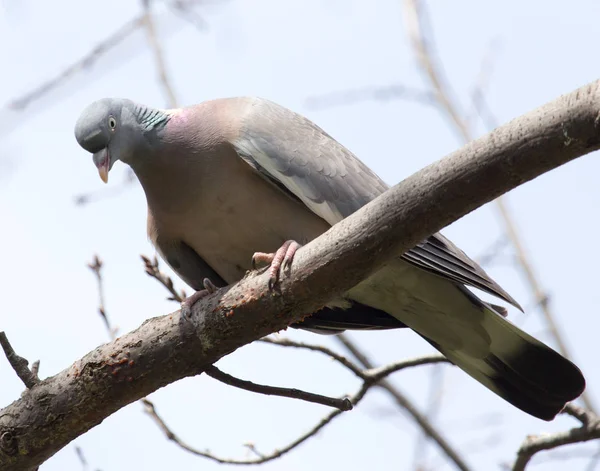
[{"xmin": 74, "ymin": 98, "xmax": 168, "ymax": 183}]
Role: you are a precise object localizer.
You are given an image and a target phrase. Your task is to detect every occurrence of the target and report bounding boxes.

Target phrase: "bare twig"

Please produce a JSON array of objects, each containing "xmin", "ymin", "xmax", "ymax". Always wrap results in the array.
[
  {"xmin": 243, "ymin": 443, "xmax": 265, "ymax": 459},
  {"xmin": 336, "ymin": 333, "xmax": 472, "ymax": 471},
  {"xmin": 586, "ymin": 448, "xmax": 600, "ymax": 471},
  {"xmin": 0, "ymin": 332, "xmax": 40, "ymax": 388},
  {"xmin": 142, "ymin": 0, "xmax": 178, "ymax": 108},
  {"xmin": 412, "ymin": 364, "xmax": 446, "ymax": 469},
  {"xmin": 141, "ymin": 254, "xmax": 186, "ymax": 302},
  {"xmin": 465, "ymin": 38, "xmax": 502, "ymax": 131},
  {"xmin": 261, "ymin": 337, "xmax": 447, "ymax": 384},
  {"xmin": 475, "ymin": 235, "xmax": 510, "ymax": 267},
  {"xmin": 259, "ymin": 337, "xmax": 365, "ymax": 378},
  {"xmin": 75, "ymin": 169, "xmax": 137, "ymax": 207},
  {"xmin": 404, "ymin": 0, "xmax": 468, "ymax": 134},
  {"xmin": 564, "ymin": 403, "xmax": 594, "ymax": 426},
  {"xmin": 30, "ymin": 360, "xmax": 40, "ymax": 379},
  {"xmin": 5, "ymin": 17, "xmax": 144, "ymax": 112},
  {"xmin": 74, "ymin": 446, "xmax": 88, "ymax": 470},
  {"xmin": 87, "ymin": 255, "xmax": 118, "ymax": 339},
  {"xmin": 363, "ymin": 355, "xmax": 449, "ymax": 383},
  {"xmin": 142, "ymin": 386, "xmax": 366, "ymax": 465},
  {"xmin": 205, "ymin": 365, "xmax": 353, "ymax": 410},
  {"xmin": 305, "ymin": 84, "xmax": 435, "ymax": 110},
  {"xmin": 146, "ymin": 352, "xmax": 447, "ymax": 465},
  {"xmin": 168, "ymin": 0, "xmax": 209, "ymax": 31},
  {"xmin": 402, "ymin": 0, "xmax": 595, "ymax": 414},
  {"xmin": 512, "ymin": 406, "xmax": 600, "ymax": 471}
]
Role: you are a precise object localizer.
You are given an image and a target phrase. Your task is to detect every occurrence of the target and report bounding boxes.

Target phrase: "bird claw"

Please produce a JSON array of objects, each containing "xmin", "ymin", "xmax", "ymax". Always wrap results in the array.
[
  {"xmin": 181, "ymin": 278, "xmax": 218, "ymax": 319},
  {"xmin": 252, "ymin": 240, "xmax": 301, "ymax": 290},
  {"xmin": 251, "ymin": 252, "xmax": 272, "ymax": 270}
]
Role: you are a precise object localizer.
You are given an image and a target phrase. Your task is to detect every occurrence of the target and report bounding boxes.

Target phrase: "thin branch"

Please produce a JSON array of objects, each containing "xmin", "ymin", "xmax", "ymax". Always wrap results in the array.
[
  {"xmin": 336, "ymin": 333, "xmax": 472, "ymax": 471},
  {"xmin": 204, "ymin": 365, "xmax": 352, "ymax": 411},
  {"xmin": 5, "ymin": 17, "xmax": 144, "ymax": 112},
  {"xmin": 87, "ymin": 255, "xmax": 118, "ymax": 340},
  {"xmin": 168, "ymin": 0, "xmax": 209, "ymax": 31},
  {"xmin": 1, "ymin": 78, "xmax": 599, "ymax": 469},
  {"xmin": 75, "ymin": 169, "xmax": 137, "ymax": 207},
  {"xmin": 0, "ymin": 332, "xmax": 40, "ymax": 389},
  {"xmin": 564, "ymin": 403, "xmax": 594, "ymax": 426},
  {"xmin": 142, "ymin": 0, "xmax": 178, "ymax": 108},
  {"xmin": 4, "ymin": 0, "xmax": 207, "ymax": 114},
  {"xmin": 512, "ymin": 407, "xmax": 600, "ymax": 471},
  {"xmin": 412, "ymin": 364, "xmax": 446, "ymax": 470},
  {"xmin": 475, "ymin": 235, "xmax": 510, "ymax": 267},
  {"xmin": 404, "ymin": 0, "xmax": 469, "ymax": 136},
  {"xmin": 586, "ymin": 447, "xmax": 600, "ymax": 471},
  {"xmin": 305, "ymin": 84, "xmax": 436, "ymax": 111},
  {"xmin": 531, "ymin": 448, "xmax": 600, "ymax": 466},
  {"xmin": 402, "ymin": 0, "xmax": 596, "ymax": 414},
  {"xmin": 465, "ymin": 38, "xmax": 502, "ymax": 131},
  {"xmin": 30, "ymin": 360, "xmax": 40, "ymax": 379},
  {"xmin": 242, "ymin": 443, "xmax": 265, "ymax": 459},
  {"xmin": 146, "ymin": 351, "xmax": 447, "ymax": 465},
  {"xmin": 260, "ymin": 339, "xmax": 449, "ymax": 383},
  {"xmin": 363, "ymin": 354, "xmax": 449, "ymax": 383},
  {"xmin": 259, "ymin": 337, "xmax": 365, "ymax": 378},
  {"xmin": 74, "ymin": 446, "xmax": 88, "ymax": 471},
  {"xmin": 141, "ymin": 254, "xmax": 186, "ymax": 302},
  {"xmin": 142, "ymin": 385, "xmax": 369, "ymax": 465}
]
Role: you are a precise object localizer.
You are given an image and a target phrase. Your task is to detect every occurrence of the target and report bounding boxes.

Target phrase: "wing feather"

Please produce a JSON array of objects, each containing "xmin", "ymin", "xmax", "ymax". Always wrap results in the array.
[{"xmin": 231, "ymin": 97, "xmax": 520, "ymax": 309}]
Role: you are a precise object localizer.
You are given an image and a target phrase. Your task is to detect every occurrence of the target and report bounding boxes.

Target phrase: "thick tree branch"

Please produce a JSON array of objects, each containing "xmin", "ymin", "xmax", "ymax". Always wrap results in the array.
[{"xmin": 1, "ymin": 79, "xmax": 599, "ymax": 470}]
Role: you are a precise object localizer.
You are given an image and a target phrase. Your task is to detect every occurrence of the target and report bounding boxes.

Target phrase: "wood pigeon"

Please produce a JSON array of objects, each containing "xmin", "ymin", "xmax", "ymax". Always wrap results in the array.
[{"xmin": 74, "ymin": 96, "xmax": 585, "ymax": 420}]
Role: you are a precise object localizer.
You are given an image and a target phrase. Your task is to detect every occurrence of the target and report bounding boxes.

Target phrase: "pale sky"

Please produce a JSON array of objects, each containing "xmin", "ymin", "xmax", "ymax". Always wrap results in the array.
[{"xmin": 1, "ymin": 1, "xmax": 599, "ymax": 470}]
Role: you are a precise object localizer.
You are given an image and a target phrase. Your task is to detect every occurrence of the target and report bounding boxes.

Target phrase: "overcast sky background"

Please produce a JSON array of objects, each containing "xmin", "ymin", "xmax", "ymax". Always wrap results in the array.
[{"xmin": 1, "ymin": 1, "xmax": 599, "ymax": 470}]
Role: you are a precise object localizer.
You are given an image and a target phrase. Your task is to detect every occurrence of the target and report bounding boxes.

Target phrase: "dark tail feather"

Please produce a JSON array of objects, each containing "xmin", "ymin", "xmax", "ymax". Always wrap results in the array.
[
  {"xmin": 483, "ymin": 350, "xmax": 584, "ymax": 420},
  {"xmin": 423, "ymin": 314, "xmax": 586, "ymax": 421},
  {"xmin": 293, "ymin": 287, "xmax": 585, "ymax": 420}
]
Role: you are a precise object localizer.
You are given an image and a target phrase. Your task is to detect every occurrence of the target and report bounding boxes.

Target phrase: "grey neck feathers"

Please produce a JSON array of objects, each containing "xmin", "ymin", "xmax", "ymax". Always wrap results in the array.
[{"xmin": 133, "ymin": 104, "xmax": 170, "ymax": 132}]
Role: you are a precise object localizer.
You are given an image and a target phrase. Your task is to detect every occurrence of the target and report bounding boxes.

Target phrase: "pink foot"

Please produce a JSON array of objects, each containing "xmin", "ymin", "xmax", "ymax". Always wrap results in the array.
[
  {"xmin": 252, "ymin": 240, "xmax": 301, "ymax": 289},
  {"xmin": 181, "ymin": 278, "xmax": 218, "ymax": 319}
]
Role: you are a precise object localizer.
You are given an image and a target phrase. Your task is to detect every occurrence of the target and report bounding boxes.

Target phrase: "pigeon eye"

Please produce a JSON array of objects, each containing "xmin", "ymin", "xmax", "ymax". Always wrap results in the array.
[{"xmin": 108, "ymin": 116, "xmax": 117, "ymax": 130}]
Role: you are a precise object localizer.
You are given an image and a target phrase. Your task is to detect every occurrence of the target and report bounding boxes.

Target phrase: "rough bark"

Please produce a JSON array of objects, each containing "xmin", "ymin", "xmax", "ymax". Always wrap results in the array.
[{"xmin": 1, "ymin": 79, "xmax": 599, "ymax": 470}]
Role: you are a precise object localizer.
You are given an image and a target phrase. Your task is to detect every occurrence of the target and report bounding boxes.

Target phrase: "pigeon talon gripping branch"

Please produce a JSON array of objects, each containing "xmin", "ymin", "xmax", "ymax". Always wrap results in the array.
[{"xmin": 74, "ymin": 96, "xmax": 585, "ymax": 421}]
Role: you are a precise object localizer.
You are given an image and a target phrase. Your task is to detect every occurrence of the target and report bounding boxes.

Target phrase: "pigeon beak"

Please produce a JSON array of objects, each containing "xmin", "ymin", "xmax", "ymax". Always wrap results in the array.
[
  {"xmin": 93, "ymin": 148, "xmax": 110, "ymax": 184},
  {"xmin": 98, "ymin": 161, "xmax": 109, "ymax": 184}
]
